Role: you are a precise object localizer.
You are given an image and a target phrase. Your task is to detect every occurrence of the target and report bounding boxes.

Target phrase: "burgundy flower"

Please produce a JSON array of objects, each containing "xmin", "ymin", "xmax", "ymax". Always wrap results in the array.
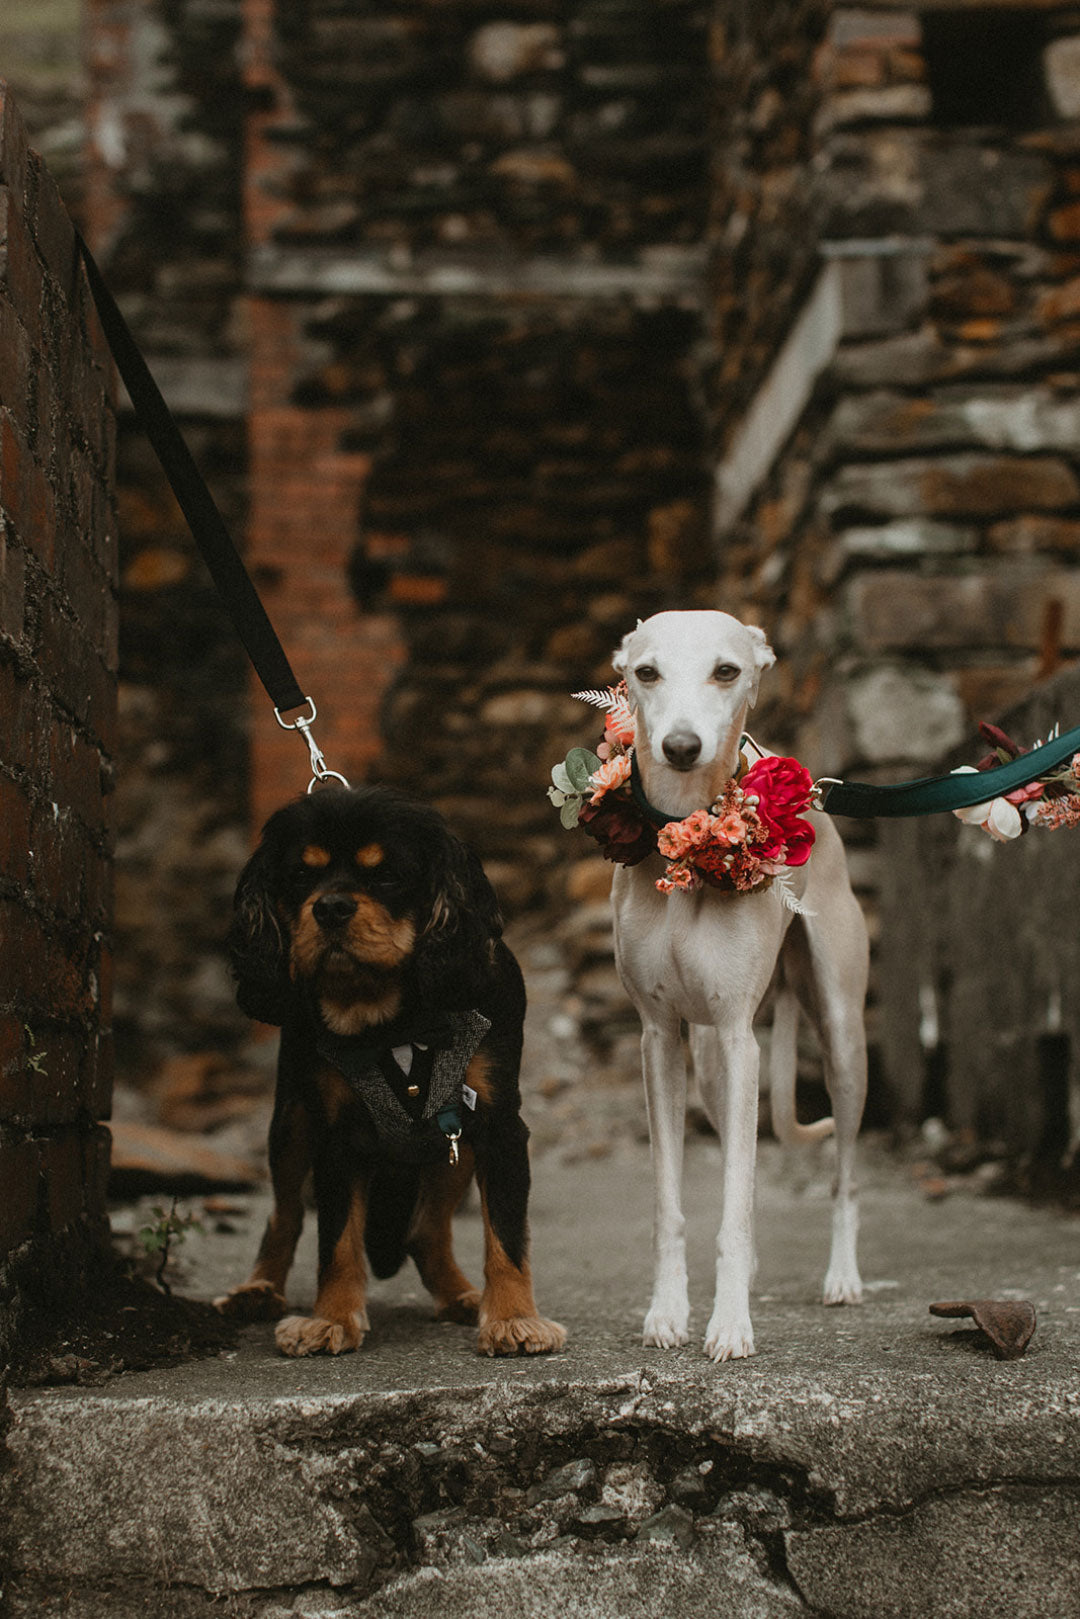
[{"xmin": 579, "ymin": 794, "xmax": 657, "ymax": 866}]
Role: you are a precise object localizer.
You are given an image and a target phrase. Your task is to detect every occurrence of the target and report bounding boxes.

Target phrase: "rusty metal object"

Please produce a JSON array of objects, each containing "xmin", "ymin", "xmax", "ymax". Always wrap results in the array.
[{"xmin": 929, "ymin": 1299, "xmax": 1037, "ymax": 1360}]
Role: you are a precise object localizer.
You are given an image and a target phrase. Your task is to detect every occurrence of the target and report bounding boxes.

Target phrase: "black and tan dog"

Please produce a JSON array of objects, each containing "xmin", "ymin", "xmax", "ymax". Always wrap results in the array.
[{"xmin": 214, "ymin": 785, "xmax": 566, "ymax": 1358}]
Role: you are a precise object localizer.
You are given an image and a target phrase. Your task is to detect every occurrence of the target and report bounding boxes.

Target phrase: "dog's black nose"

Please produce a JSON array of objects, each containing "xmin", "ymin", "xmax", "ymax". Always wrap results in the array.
[
  {"xmin": 662, "ymin": 731, "xmax": 702, "ymax": 770},
  {"xmin": 312, "ymin": 893, "xmax": 358, "ymax": 928}
]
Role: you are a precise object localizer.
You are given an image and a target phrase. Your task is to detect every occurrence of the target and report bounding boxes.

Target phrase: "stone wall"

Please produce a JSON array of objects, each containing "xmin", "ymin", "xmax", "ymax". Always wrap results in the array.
[
  {"xmin": 0, "ymin": 83, "xmax": 117, "ymax": 1359},
  {"xmin": 726, "ymin": 2, "xmax": 1080, "ymax": 779}
]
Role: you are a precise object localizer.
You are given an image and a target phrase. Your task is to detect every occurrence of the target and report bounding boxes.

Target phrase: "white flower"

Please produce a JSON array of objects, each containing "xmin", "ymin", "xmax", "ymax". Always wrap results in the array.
[{"xmin": 952, "ymin": 769, "xmax": 1023, "ymax": 841}]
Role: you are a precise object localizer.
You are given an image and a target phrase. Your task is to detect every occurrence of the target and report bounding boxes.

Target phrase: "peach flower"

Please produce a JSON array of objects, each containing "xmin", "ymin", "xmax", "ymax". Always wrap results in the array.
[{"xmin": 587, "ymin": 753, "xmax": 632, "ymax": 804}]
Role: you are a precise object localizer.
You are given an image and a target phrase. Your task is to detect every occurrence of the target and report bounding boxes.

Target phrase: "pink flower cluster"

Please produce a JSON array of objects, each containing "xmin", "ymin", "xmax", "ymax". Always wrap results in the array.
[
  {"xmin": 652, "ymin": 758, "xmax": 815, "ymax": 895},
  {"xmin": 571, "ymin": 684, "xmax": 818, "ymax": 893}
]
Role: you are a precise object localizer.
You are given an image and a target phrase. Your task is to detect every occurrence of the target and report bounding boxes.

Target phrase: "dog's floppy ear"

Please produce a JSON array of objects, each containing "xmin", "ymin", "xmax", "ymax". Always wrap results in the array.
[
  {"xmin": 413, "ymin": 829, "xmax": 503, "ymax": 1011},
  {"xmin": 610, "ymin": 619, "xmax": 643, "ymax": 678},
  {"xmin": 745, "ymin": 623, "xmax": 776, "ymax": 709},
  {"xmin": 228, "ymin": 840, "xmax": 293, "ymax": 1025}
]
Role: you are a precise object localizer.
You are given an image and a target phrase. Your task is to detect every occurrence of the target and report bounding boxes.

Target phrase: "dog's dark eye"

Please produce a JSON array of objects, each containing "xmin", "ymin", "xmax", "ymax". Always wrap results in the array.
[
  {"xmin": 635, "ymin": 664, "xmax": 660, "ymax": 684},
  {"xmin": 712, "ymin": 663, "xmax": 740, "ymax": 683},
  {"xmin": 286, "ymin": 860, "xmax": 314, "ymax": 891}
]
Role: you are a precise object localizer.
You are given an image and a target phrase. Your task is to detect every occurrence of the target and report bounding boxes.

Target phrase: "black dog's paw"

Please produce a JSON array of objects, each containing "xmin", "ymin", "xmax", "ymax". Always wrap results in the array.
[{"xmin": 214, "ymin": 1280, "xmax": 288, "ymax": 1321}]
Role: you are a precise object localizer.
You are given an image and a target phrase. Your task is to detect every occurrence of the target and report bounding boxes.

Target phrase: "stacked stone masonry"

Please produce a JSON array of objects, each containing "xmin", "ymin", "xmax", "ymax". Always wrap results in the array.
[
  {"xmin": 0, "ymin": 82, "xmax": 117, "ymax": 1352},
  {"xmin": 731, "ymin": 3, "xmax": 1080, "ymax": 785},
  {"xmin": 65, "ymin": 0, "xmax": 1080, "ymax": 1152}
]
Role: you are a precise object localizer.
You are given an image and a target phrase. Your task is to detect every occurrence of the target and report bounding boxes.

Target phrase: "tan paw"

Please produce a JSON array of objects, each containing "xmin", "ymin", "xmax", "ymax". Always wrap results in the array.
[
  {"xmin": 213, "ymin": 1280, "xmax": 287, "ymax": 1321},
  {"xmin": 436, "ymin": 1288, "xmax": 481, "ymax": 1325},
  {"xmin": 477, "ymin": 1315, "xmax": 568, "ymax": 1357},
  {"xmin": 275, "ymin": 1311, "xmax": 367, "ymax": 1357}
]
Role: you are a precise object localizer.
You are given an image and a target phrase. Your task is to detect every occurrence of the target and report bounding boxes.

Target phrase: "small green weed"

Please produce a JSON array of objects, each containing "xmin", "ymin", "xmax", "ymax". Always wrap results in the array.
[{"xmin": 137, "ymin": 1198, "xmax": 203, "ymax": 1295}]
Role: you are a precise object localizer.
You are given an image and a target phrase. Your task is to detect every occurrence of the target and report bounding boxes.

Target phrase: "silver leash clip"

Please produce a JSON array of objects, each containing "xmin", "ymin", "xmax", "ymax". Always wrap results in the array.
[
  {"xmin": 810, "ymin": 777, "xmax": 843, "ymax": 812},
  {"xmin": 274, "ymin": 698, "xmax": 351, "ymax": 793},
  {"xmin": 447, "ymin": 1130, "xmax": 461, "ymax": 1168}
]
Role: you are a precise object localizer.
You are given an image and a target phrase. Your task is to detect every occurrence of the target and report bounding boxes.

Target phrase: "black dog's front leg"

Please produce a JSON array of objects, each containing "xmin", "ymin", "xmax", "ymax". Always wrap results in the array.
[{"xmin": 275, "ymin": 1069, "xmax": 371, "ymax": 1357}]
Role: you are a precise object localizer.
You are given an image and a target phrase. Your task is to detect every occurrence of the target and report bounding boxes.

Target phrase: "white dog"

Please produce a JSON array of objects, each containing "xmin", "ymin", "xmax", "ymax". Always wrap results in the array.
[{"xmin": 609, "ymin": 610, "xmax": 868, "ymax": 1362}]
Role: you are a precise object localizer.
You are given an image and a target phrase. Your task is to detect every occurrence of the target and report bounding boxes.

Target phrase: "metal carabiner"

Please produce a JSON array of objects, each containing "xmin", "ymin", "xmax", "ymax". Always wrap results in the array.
[
  {"xmin": 809, "ymin": 777, "xmax": 843, "ymax": 812},
  {"xmin": 274, "ymin": 698, "xmax": 351, "ymax": 793}
]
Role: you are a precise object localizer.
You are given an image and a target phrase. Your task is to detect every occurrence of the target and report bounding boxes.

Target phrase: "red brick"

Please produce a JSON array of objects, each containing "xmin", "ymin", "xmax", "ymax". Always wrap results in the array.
[
  {"xmin": 26, "ymin": 1027, "xmax": 84, "ymax": 1125},
  {"xmin": 0, "ymin": 521, "xmax": 26, "ymax": 642},
  {"xmin": 0, "ymin": 188, "xmax": 44, "ymax": 335},
  {"xmin": 47, "ymin": 720, "xmax": 106, "ymax": 831},
  {"xmin": 96, "ymin": 943, "xmax": 114, "ymax": 1028},
  {"xmin": 29, "ymin": 804, "xmax": 81, "ymax": 918},
  {"xmin": 56, "ymin": 515, "xmax": 115, "ymax": 655},
  {"xmin": 26, "ymin": 149, "xmax": 77, "ymax": 303},
  {"xmin": 82, "ymin": 1125, "xmax": 111, "ymax": 1208},
  {"xmin": 0, "ymin": 899, "xmax": 49, "ymax": 1005},
  {"xmin": 0, "ymin": 773, "xmax": 32, "ymax": 884},
  {"xmin": 89, "ymin": 1031, "xmax": 113, "ymax": 1114},
  {"xmin": 0, "ymin": 658, "xmax": 47, "ymax": 777},
  {"xmin": 0, "ymin": 1012, "xmax": 31, "ymax": 1120},
  {"xmin": 0, "ymin": 296, "xmax": 31, "ymax": 419},
  {"xmin": 0, "ymin": 83, "xmax": 30, "ymax": 209},
  {"xmin": 41, "ymin": 1130, "xmax": 84, "ymax": 1233},
  {"xmin": 37, "ymin": 598, "xmax": 96, "ymax": 730},
  {"xmin": 0, "ymin": 407, "xmax": 55, "ymax": 570},
  {"xmin": 0, "ymin": 1139, "xmax": 40, "ymax": 1254}
]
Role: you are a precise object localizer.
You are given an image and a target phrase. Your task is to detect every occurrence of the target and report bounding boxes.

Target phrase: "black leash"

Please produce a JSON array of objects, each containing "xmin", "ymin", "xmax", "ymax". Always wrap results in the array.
[{"xmin": 76, "ymin": 234, "xmax": 348, "ymax": 790}]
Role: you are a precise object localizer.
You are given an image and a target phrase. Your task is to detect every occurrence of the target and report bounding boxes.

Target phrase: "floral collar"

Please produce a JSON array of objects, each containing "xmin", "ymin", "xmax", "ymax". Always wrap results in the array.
[
  {"xmin": 952, "ymin": 721, "xmax": 1080, "ymax": 841},
  {"xmin": 549, "ymin": 684, "xmax": 817, "ymax": 906}
]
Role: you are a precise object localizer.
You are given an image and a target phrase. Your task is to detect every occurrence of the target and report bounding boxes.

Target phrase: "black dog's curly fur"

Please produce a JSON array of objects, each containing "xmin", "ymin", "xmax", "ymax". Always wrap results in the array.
[
  {"xmin": 230, "ymin": 787, "xmax": 503, "ymax": 1028},
  {"xmin": 216, "ymin": 786, "xmax": 565, "ymax": 1359}
]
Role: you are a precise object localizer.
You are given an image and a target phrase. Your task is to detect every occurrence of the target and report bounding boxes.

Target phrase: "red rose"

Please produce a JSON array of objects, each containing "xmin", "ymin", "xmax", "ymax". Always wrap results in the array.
[{"xmin": 740, "ymin": 755, "xmax": 815, "ymax": 868}]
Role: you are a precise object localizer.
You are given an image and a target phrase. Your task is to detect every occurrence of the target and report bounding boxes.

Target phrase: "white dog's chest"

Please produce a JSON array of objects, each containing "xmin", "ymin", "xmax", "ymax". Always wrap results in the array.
[{"xmin": 611, "ymin": 866, "xmax": 790, "ymax": 1025}]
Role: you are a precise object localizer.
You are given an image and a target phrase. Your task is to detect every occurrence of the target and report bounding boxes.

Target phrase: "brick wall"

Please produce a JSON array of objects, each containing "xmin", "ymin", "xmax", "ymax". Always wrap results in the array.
[
  {"xmin": 246, "ymin": 0, "xmax": 716, "ymax": 909},
  {"xmin": 0, "ymin": 83, "xmax": 117, "ymax": 1360}
]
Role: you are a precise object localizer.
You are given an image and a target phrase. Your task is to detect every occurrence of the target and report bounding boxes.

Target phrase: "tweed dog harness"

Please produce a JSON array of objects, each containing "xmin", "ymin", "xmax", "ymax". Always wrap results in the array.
[{"xmin": 315, "ymin": 1008, "xmax": 490, "ymax": 1164}]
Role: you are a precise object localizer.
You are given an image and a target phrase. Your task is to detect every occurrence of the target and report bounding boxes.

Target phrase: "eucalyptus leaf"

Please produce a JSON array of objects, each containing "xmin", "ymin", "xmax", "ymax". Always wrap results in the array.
[
  {"xmin": 560, "ymin": 798, "xmax": 582, "ymax": 829},
  {"xmin": 551, "ymin": 761, "xmax": 574, "ymax": 794},
  {"xmin": 565, "ymin": 747, "xmax": 601, "ymax": 793},
  {"xmin": 548, "ymin": 786, "xmax": 567, "ymax": 807}
]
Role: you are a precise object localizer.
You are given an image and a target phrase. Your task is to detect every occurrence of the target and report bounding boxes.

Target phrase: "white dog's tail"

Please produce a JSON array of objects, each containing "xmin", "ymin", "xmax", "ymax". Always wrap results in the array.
[{"xmin": 770, "ymin": 988, "xmax": 835, "ymax": 1145}]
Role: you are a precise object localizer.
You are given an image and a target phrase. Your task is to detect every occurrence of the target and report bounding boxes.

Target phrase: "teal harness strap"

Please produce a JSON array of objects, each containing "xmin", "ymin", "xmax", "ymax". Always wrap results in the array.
[
  {"xmin": 629, "ymin": 738, "xmax": 756, "ymax": 827},
  {"xmin": 818, "ymin": 724, "xmax": 1080, "ymax": 819}
]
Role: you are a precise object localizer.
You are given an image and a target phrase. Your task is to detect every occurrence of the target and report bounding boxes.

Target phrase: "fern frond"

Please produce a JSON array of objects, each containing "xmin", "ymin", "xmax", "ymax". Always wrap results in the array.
[{"xmin": 572, "ymin": 688, "xmax": 617, "ymax": 710}]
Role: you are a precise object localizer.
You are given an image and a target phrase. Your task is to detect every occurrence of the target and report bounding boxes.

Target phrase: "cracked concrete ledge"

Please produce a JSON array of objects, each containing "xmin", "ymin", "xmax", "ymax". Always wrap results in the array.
[{"xmin": 3, "ymin": 1142, "xmax": 1080, "ymax": 1617}]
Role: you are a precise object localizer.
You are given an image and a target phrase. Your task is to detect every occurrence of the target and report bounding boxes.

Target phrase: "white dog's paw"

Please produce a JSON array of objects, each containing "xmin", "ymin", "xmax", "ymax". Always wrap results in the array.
[
  {"xmin": 823, "ymin": 1271, "xmax": 863, "ymax": 1306},
  {"xmin": 704, "ymin": 1315, "xmax": 756, "ymax": 1363},
  {"xmin": 643, "ymin": 1307, "xmax": 690, "ymax": 1349}
]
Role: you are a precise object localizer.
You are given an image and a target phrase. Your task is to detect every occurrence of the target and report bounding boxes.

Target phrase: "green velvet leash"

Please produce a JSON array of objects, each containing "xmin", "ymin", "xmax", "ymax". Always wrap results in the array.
[{"xmin": 817, "ymin": 724, "xmax": 1080, "ymax": 819}]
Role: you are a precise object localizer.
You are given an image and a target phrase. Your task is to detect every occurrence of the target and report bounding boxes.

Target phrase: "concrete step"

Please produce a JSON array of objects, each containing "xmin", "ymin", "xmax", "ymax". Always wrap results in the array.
[{"xmin": 3, "ymin": 1141, "xmax": 1080, "ymax": 1618}]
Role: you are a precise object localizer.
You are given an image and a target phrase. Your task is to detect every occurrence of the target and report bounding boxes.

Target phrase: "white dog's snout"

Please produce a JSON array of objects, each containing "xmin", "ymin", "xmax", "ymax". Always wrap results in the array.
[{"xmin": 661, "ymin": 730, "xmax": 703, "ymax": 771}]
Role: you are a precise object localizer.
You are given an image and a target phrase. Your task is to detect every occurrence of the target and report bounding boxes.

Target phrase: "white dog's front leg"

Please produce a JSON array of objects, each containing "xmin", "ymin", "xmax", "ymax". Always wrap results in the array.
[
  {"xmin": 640, "ymin": 1019, "xmax": 690, "ymax": 1348},
  {"xmin": 701, "ymin": 1030, "xmax": 759, "ymax": 1362}
]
